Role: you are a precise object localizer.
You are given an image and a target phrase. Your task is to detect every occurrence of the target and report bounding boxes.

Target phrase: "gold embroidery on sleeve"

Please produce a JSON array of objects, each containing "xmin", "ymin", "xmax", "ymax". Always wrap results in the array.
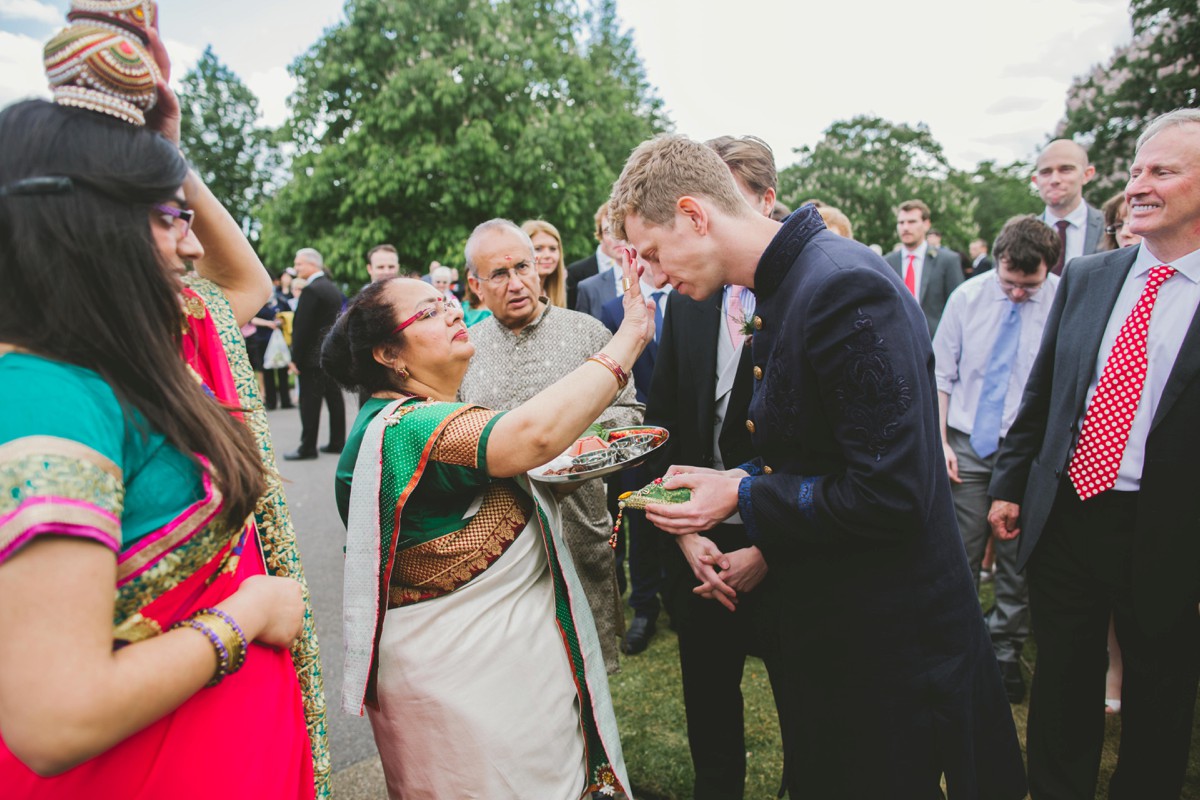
[{"xmin": 429, "ymin": 407, "xmax": 498, "ymax": 468}]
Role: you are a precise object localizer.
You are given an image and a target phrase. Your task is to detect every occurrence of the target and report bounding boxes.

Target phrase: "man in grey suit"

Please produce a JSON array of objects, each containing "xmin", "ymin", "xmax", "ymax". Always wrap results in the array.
[
  {"xmin": 1033, "ymin": 139, "xmax": 1104, "ymax": 274},
  {"xmin": 989, "ymin": 109, "xmax": 1200, "ymax": 800},
  {"xmin": 884, "ymin": 199, "xmax": 963, "ymax": 336},
  {"xmin": 574, "ymin": 203, "xmax": 623, "ymax": 319},
  {"xmin": 565, "ymin": 202, "xmax": 614, "ymax": 310}
]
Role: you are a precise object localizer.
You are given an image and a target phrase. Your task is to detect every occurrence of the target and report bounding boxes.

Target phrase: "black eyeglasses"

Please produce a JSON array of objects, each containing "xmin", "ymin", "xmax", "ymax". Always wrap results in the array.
[
  {"xmin": 153, "ymin": 203, "xmax": 195, "ymax": 237},
  {"xmin": 1104, "ymin": 221, "xmax": 1128, "ymax": 236}
]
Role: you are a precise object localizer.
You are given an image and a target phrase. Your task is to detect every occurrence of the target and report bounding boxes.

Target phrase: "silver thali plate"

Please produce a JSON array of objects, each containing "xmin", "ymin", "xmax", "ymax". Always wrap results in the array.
[{"xmin": 528, "ymin": 426, "xmax": 670, "ymax": 484}]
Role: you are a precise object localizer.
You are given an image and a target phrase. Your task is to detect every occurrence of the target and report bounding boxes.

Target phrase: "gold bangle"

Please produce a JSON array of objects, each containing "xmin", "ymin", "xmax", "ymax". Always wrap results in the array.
[
  {"xmin": 587, "ymin": 353, "xmax": 629, "ymax": 390},
  {"xmin": 187, "ymin": 613, "xmax": 247, "ymax": 683},
  {"xmin": 206, "ymin": 616, "xmax": 247, "ymax": 675},
  {"xmin": 173, "ymin": 616, "xmax": 232, "ymax": 686}
]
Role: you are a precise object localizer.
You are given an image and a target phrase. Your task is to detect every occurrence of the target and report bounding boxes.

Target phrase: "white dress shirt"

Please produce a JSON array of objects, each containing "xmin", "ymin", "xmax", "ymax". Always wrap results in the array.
[
  {"xmin": 1043, "ymin": 202, "xmax": 1089, "ymax": 265},
  {"xmin": 1078, "ymin": 243, "xmax": 1200, "ymax": 490},
  {"xmin": 596, "ymin": 246, "xmax": 620, "ymax": 293},
  {"xmin": 933, "ymin": 270, "xmax": 1059, "ymax": 437}
]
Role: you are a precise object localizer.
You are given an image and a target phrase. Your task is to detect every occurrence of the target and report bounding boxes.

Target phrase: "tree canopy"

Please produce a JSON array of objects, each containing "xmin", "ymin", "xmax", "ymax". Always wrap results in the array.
[
  {"xmin": 778, "ymin": 116, "xmax": 1040, "ymax": 252},
  {"xmin": 258, "ymin": 0, "xmax": 665, "ymax": 281},
  {"xmin": 1058, "ymin": 0, "xmax": 1199, "ymax": 201},
  {"xmin": 778, "ymin": 116, "xmax": 979, "ymax": 251},
  {"xmin": 177, "ymin": 46, "xmax": 274, "ymax": 237},
  {"xmin": 950, "ymin": 159, "xmax": 1040, "ymax": 246}
]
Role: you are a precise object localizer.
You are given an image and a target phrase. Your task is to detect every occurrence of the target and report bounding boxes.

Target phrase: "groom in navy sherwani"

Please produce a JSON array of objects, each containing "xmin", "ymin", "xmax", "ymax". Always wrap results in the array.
[{"xmin": 608, "ymin": 135, "xmax": 1027, "ymax": 800}]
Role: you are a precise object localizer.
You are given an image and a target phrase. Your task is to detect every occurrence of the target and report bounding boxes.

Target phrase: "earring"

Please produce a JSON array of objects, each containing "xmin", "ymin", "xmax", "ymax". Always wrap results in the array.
[{"xmin": 396, "ymin": 366, "xmax": 409, "ymax": 381}]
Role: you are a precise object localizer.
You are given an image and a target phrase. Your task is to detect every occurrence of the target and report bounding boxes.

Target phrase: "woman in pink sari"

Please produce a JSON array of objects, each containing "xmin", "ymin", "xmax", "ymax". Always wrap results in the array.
[{"xmin": 0, "ymin": 12, "xmax": 326, "ymax": 796}]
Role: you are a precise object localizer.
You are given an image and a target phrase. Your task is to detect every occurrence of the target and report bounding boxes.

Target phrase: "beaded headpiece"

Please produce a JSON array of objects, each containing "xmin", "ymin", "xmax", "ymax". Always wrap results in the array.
[{"xmin": 43, "ymin": 1, "xmax": 160, "ymax": 126}]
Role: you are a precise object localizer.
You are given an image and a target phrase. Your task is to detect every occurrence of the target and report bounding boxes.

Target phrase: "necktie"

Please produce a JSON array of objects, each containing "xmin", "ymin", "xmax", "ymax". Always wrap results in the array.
[
  {"xmin": 970, "ymin": 300, "xmax": 1022, "ymax": 458},
  {"xmin": 651, "ymin": 291, "xmax": 665, "ymax": 343},
  {"xmin": 904, "ymin": 254, "xmax": 917, "ymax": 296},
  {"xmin": 1069, "ymin": 265, "xmax": 1177, "ymax": 500},
  {"xmin": 1052, "ymin": 220, "xmax": 1069, "ymax": 275},
  {"xmin": 726, "ymin": 285, "xmax": 746, "ymax": 348}
]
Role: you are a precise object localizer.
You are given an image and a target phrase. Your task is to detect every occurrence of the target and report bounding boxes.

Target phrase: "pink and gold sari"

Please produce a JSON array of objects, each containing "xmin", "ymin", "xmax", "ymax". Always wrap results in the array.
[{"xmin": 0, "ymin": 282, "xmax": 327, "ymax": 799}]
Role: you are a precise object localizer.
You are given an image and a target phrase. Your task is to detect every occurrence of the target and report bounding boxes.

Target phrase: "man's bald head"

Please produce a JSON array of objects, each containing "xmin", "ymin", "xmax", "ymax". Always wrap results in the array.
[{"xmin": 1033, "ymin": 139, "xmax": 1095, "ymax": 216}]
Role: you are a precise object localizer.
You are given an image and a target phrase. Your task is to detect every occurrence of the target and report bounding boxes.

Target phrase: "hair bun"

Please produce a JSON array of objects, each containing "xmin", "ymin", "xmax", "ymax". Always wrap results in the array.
[{"xmin": 43, "ymin": 1, "xmax": 160, "ymax": 126}]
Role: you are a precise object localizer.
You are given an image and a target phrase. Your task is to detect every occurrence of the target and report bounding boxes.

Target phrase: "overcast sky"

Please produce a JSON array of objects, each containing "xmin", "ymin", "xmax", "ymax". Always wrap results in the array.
[{"xmin": 1, "ymin": 0, "xmax": 1133, "ymax": 171}]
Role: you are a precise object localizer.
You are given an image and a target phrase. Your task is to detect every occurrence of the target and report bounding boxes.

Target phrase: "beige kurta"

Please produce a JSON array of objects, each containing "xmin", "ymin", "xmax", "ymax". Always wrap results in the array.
[{"xmin": 458, "ymin": 303, "xmax": 643, "ymax": 672}]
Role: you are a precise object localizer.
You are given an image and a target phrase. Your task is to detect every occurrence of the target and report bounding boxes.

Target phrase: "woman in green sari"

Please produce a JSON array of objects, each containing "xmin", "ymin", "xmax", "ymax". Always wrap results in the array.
[{"xmin": 325, "ymin": 248, "xmax": 653, "ymax": 799}]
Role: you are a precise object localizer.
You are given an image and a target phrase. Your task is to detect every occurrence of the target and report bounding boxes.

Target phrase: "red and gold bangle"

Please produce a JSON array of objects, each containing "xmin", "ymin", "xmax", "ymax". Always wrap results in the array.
[{"xmin": 587, "ymin": 352, "xmax": 630, "ymax": 390}]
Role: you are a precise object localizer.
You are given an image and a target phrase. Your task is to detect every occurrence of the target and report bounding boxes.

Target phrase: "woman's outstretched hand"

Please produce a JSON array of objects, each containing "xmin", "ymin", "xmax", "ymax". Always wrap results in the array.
[{"xmin": 615, "ymin": 245, "xmax": 656, "ymax": 349}]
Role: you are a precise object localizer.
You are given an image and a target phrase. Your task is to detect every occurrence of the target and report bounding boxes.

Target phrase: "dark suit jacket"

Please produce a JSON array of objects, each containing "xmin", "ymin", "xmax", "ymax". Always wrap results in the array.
[
  {"xmin": 597, "ymin": 294, "xmax": 658, "ymax": 405},
  {"xmin": 566, "ymin": 253, "xmax": 599, "ymax": 311},
  {"xmin": 884, "ymin": 245, "xmax": 963, "ymax": 336},
  {"xmin": 643, "ymin": 289, "xmax": 763, "ymax": 633},
  {"xmin": 989, "ymin": 245, "xmax": 1200, "ymax": 637},
  {"xmin": 1081, "ymin": 203, "xmax": 1105, "ymax": 255},
  {"xmin": 970, "ymin": 255, "xmax": 995, "ymax": 276},
  {"xmin": 740, "ymin": 207, "xmax": 1025, "ymax": 796},
  {"xmin": 1070, "ymin": 203, "xmax": 1104, "ymax": 260},
  {"xmin": 291, "ymin": 274, "xmax": 345, "ymax": 369},
  {"xmin": 644, "ymin": 291, "xmax": 755, "ymax": 475},
  {"xmin": 1041, "ymin": 204, "xmax": 1105, "ymax": 267},
  {"xmin": 575, "ymin": 269, "xmax": 617, "ymax": 319}
]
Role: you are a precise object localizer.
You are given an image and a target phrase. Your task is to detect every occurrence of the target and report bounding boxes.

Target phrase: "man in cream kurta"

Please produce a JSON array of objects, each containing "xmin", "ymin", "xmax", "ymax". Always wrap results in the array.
[{"xmin": 458, "ymin": 219, "xmax": 643, "ymax": 672}]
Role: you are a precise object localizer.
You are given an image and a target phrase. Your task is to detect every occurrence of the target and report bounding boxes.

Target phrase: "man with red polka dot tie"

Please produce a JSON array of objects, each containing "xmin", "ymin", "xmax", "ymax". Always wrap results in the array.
[{"xmin": 988, "ymin": 109, "xmax": 1200, "ymax": 800}]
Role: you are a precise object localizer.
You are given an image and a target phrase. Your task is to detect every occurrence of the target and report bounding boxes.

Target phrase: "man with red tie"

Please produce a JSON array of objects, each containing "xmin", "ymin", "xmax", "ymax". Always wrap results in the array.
[
  {"xmin": 989, "ymin": 108, "xmax": 1200, "ymax": 800},
  {"xmin": 884, "ymin": 199, "xmax": 963, "ymax": 337}
]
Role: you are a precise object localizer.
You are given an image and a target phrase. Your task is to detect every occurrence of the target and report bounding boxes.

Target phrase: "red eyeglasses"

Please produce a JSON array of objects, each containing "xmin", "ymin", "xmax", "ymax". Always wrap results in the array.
[{"xmin": 393, "ymin": 297, "xmax": 449, "ymax": 334}]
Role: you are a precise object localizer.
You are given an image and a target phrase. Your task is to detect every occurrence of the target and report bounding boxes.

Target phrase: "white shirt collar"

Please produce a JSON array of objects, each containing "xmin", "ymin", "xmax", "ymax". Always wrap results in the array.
[
  {"xmin": 901, "ymin": 241, "xmax": 928, "ymax": 261},
  {"xmin": 597, "ymin": 246, "xmax": 619, "ymax": 275},
  {"xmin": 1045, "ymin": 201, "xmax": 1088, "ymax": 230},
  {"xmin": 1133, "ymin": 242, "xmax": 1200, "ymax": 284}
]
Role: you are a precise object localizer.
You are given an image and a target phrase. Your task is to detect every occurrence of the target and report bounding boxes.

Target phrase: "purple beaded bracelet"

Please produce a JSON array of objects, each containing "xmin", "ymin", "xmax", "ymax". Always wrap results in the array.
[
  {"xmin": 174, "ymin": 617, "xmax": 231, "ymax": 686},
  {"xmin": 197, "ymin": 607, "xmax": 248, "ymax": 672}
]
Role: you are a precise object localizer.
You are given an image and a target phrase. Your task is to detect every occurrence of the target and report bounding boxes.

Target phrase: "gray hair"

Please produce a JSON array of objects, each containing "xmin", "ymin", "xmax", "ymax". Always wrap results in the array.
[
  {"xmin": 295, "ymin": 247, "xmax": 324, "ymax": 268},
  {"xmin": 463, "ymin": 219, "xmax": 533, "ymax": 275},
  {"xmin": 1136, "ymin": 108, "xmax": 1200, "ymax": 150}
]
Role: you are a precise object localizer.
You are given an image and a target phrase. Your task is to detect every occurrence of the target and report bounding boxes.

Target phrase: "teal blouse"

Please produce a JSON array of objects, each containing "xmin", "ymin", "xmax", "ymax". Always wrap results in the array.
[{"xmin": 0, "ymin": 352, "xmax": 203, "ymax": 557}]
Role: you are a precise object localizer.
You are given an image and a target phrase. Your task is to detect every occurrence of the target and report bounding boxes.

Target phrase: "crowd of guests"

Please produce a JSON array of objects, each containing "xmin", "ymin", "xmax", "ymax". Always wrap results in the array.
[{"xmin": 2, "ymin": 4, "xmax": 1198, "ymax": 800}]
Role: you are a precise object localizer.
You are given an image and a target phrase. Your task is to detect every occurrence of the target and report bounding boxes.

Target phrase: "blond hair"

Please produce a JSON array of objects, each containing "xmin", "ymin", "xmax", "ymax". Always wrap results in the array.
[
  {"xmin": 705, "ymin": 135, "xmax": 777, "ymax": 199},
  {"xmin": 818, "ymin": 206, "xmax": 854, "ymax": 239},
  {"xmin": 521, "ymin": 219, "xmax": 567, "ymax": 307},
  {"xmin": 609, "ymin": 134, "xmax": 752, "ymax": 241},
  {"xmin": 593, "ymin": 201, "xmax": 609, "ymax": 241}
]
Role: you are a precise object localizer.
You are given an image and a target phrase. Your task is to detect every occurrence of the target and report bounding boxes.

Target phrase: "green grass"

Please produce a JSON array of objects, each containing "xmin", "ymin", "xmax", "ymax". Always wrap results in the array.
[
  {"xmin": 607, "ymin": 607, "xmax": 783, "ymax": 799},
  {"xmin": 609, "ymin": 579, "xmax": 1200, "ymax": 799}
]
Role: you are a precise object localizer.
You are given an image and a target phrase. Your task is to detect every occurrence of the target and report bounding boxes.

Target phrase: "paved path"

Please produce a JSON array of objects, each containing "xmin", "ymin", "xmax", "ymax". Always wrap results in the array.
[{"xmin": 265, "ymin": 399, "xmax": 387, "ymax": 797}]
